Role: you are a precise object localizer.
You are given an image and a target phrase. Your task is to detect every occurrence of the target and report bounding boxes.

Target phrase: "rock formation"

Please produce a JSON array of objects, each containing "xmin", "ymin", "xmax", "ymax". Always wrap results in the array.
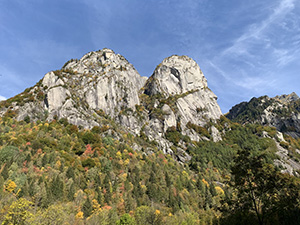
[
  {"xmin": 227, "ymin": 93, "xmax": 300, "ymax": 138},
  {"xmin": 142, "ymin": 55, "xmax": 222, "ymax": 141},
  {"xmin": 0, "ymin": 49, "xmax": 222, "ymax": 162}
]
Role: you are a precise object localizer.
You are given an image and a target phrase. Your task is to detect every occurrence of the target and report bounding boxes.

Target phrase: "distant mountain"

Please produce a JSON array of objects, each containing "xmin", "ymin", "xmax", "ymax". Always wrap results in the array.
[{"xmin": 227, "ymin": 92, "xmax": 300, "ymax": 138}]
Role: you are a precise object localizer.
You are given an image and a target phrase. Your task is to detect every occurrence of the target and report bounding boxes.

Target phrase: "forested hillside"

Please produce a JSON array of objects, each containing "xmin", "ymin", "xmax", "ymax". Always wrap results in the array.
[
  {"xmin": 0, "ymin": 49, "xmax": 300, "ymax": 224},
  {"xmin": 0, "ymin": 113, "xmax": 299, "ymax": 224}
]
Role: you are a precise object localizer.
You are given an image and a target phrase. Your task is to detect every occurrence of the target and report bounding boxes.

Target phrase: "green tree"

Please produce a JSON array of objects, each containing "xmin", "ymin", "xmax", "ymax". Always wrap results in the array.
[
  {"xmin": 51, "ymin": 175, "xmax": 64, "ymax": 201},
  {"xmin": 82, "ymin": 196, "xmax": 92, "ymax": 218},
  {"xmin": 67, "ymin": 183, "xmax": 75, "ymax": 201},
  {"xmin": 222, "ymin": 149, "xmax": 300, "ymax": 225},
  {"xmin": 82, "ymin": 131, "xmax": 96, "ymax": 145},
  {"xmin": 231, "ymin": 150, "xmax": 278, "ymax": 225},
  {"xmin": 0, "ymin": 146, "xmax": 19, "ymax": 164},
  {"xmin": 103, "ymin": 174, "xmax": 112, "ymax": 204},
  {"xmin": 116, "ymin": 213, "xmax": 136, "ymax": 225},
  {"xmin": 33, "ymin": 204, "xmax": 69, "ymax": 225},
  {"xmin": 134, "ymin": 206, "xmax": 162, "ymax": 225},
  {"xmin": 66, "ymin": 166, "xmax": 75, "ymax": 180}
]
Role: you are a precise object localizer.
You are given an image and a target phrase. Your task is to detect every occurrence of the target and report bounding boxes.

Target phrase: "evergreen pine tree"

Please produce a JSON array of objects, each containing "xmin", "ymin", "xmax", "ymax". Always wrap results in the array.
[
  {"xmin": 82, "ymin": 197, "xmax": 92, "ymax": 218},
  {"xmin": 43, "ymin": 181, "xmax": 52, "ymax": 208},
  {"xmin": 209, "ymin": 182, "xmax": 217, "ymax": 197},
  {"xmin": 41, "ymin": 154, "xmax": 48, "ymax": 167},
  {"xmin": 51, "ymin": 175, "xmax": 64, "ymax": 200},
  {"xmin": 67, "ymin": 183, "xmax": 75, "ymax": 201},
  {"xmin": 19, "ymin": 181, "xmax": 29, "ymax": 197},
  {"xmin": 125, "ymin": 193, "xmax": 135, "ymax": 213},
  {"xmin": 96, "ymin": 187, "xmax": 104, "ymax": 206},
  {"xmin": 66, "ymin": 166, "xmax": 75, "ymax": 180},
  {"xmin": 95, "ymin": 174, "xmax": 101, "ymax": 186},
  {"xmin": 1, "ymin": 163, "xmax": 9, "ymax": 180},
  {"xmin": 167, "ymin": 187, "xmax": 177, "ymax": 210},
  {"xmin": 103, "ymin": 174, "xmax": 112, "ymax": 204},
  {"xmin": 205, "ymin": 186, "xmax": 213, "ymax": 208},
  {"xmin": 59, "ymin": 161, "xmax": 64, "ymax": 172},
  {"xmin": 165, "ymin": 171, "xmax": 171, "ymax": 187}
]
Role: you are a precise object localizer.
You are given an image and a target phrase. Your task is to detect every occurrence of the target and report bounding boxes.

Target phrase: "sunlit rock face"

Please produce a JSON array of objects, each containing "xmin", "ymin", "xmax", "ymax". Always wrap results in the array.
[
  {"xmin": 0, "ymin": 49, "xmax": 223, "ymax": 162},
  {"xmin": 144, "ymin": 55, "xmax": 222, "ymax": 130}
]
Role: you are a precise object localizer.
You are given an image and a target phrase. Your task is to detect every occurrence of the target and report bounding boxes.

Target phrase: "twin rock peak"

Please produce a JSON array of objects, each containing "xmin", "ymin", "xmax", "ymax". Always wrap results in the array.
[{"xmin": 2, "ymin": 48, "xmax": 222, "ymax": 159}]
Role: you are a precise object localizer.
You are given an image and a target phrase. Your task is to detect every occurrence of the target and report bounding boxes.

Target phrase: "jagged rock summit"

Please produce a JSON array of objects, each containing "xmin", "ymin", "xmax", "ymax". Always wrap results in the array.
[
  {"xmin": 274, "ymin": 92, "xmax": 299, "ymax": 104},
  {"xmin": 143, "ymin": 55, "xmax": 222, "ymax": 140},
  {"xmin": 0, "ymin": 48, "xmax": 222, "ymax": 161},
  {"xmin": 145, "ymin": 55, "xmax": 207, "ymax": 96},
  {"xmin": 41, "ymin": 48, "xmax": 147, "ymax": 124},
  {"xmin": 144, "ymin": 55, "xmax": 221, "ymax": 121}
]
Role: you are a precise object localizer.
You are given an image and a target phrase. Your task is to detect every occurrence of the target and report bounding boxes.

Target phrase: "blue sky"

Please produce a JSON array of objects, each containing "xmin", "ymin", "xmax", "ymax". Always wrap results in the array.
[{"xmin": 0, "ymin": 0, "xmax": 299, "ymax": 113}]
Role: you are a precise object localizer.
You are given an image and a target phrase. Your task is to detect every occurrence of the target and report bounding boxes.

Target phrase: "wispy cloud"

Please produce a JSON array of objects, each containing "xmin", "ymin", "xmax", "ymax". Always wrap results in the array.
[
  {"xmin": 207, "ymin": 60, "xmax": 232, "ymax": 81},
  {"xmin": 235, "ymin": 76, "xmax": 277, "ymax": 93},
  {"xmin": 222, "ymin": 0, "xmax": 295, "ymax": 57},
  {"xmin": 203, "ymin": 0, "xmax": 299, "ymax": 111},
  {"xmin": 273, "ymin": 48, "xmax": 298, "ymax": 66}
]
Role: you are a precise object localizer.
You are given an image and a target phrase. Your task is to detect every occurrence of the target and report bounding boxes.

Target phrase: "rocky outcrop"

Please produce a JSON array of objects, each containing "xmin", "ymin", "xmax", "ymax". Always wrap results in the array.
[
  {"xmin": 43, "ymin": 49, "xmax": 147, "ymax": 120},
  {"xmin": 227, "ymin": 93, "xmax": 300, "ymax": 138},
  {"xmin": 274, "ymin": 92, "xmax": 299, "ymax": 104},
  {"xmin": 274, "ymin": 141, "xmax": 300, "ymax": 176},
  {"xmin": 143, "ymin": 55, "xmax": 222, "ymax": 139}
]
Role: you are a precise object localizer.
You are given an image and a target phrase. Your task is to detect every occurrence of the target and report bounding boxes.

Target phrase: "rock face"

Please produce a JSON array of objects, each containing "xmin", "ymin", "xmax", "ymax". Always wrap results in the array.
[
  {"xmin": 274, "ymin": 141, "xmax": 300, "ymax": 176},
  {"xmin": 227, "ymin": 93, "xmax": 300, "ymax": 138},
  {"xmin": 274, "ymin": 92, "xmax": 299, "ymax": 104},
  {"xmin": 143, "ymin": 55, "xmax": 222, "ymax": 139},
  {"xmin": 0, "ymin": 49, "xmax": 223, "ymax": 162},
  {"xmin": 62, "ymin": 49, "xmax": 146, "ymax": 117},
  {"xmin": 40, "ymin": 49, "xmax": 147, "ymax": 126},
  {"xmin": 145, "ymin": 55, "xmax": 221, "ymax": 121}
]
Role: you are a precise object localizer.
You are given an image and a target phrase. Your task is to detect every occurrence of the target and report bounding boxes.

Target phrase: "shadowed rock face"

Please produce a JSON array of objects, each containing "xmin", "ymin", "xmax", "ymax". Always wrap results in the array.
[
  {"xmin": 0, "ymin": 49, "xmax": 222, "ymax": 162},
  {"xmin": 227, "ymin": 93, "xmax": 300, "ymax": 138}
]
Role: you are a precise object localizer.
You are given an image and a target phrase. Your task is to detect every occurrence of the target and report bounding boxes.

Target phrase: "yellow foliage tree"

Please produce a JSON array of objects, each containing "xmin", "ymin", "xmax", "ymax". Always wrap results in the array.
[
  {"xmin": 92, "ymin": 199, "xmax": 101, "ymax": 213},
  {"xmin": 2, "ymin": 198, "xmax": 33, "ymax": 225},
  {"xmin": 76, "ymin": 211, "xmax": 84, "ymax": 219},
  {"xmin": 215, "ymin": 186, "xmax": 225, "ymax": 196},
  {"xmin": 5, "ymin": 180, "xmax": 17, "ymax": 193}
]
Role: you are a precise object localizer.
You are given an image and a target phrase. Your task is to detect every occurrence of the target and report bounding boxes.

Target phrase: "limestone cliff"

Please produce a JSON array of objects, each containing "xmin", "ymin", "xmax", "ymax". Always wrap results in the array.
[
  {"xmin": 0, "ymin": 49, "xmax": 222, "ymax": 162},
  {"xmin": 142, "ymin": 55, "xmax": 222, "ymax": 142}
]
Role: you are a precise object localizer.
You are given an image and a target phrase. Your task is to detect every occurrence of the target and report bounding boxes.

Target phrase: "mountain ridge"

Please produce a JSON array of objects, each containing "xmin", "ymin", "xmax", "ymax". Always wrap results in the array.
[
  {"xmin": 227, "ymin": 93, "xmax": 300, "ymax": 138},
  {"xmin": 1, "ymin": 49, "xmax": 300, "ymax": 224},
  {"xmin": 0, "ymin": 48, "xmax": 222, "ymax": 162}
]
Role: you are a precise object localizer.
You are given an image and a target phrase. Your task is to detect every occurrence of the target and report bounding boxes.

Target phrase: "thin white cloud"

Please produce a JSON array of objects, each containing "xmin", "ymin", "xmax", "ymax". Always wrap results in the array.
[
  {"xmin": 235, "ymin": 76, "xmax": 277, "ymax": 93},
  {"xmin": 273, "ymin": 48, "xmax": 298, "ymax": 66},
  {"xmin": 208, "ymin": 0, "xmax": 299, "ymax": 97},
  {"xmin": 222, "ymin": 0, "xmax": 296, "ymax": 57},
  {"xmin": 0, "ymin": 95, "xmax": 6, "ymax": 101},
  {"xmin": 207, "ymin": 60, "xmax": 231, "ymax": 81},
  {"xmin": 208, "ymin": 58, "xmax": 276, "ymax": 95}
]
